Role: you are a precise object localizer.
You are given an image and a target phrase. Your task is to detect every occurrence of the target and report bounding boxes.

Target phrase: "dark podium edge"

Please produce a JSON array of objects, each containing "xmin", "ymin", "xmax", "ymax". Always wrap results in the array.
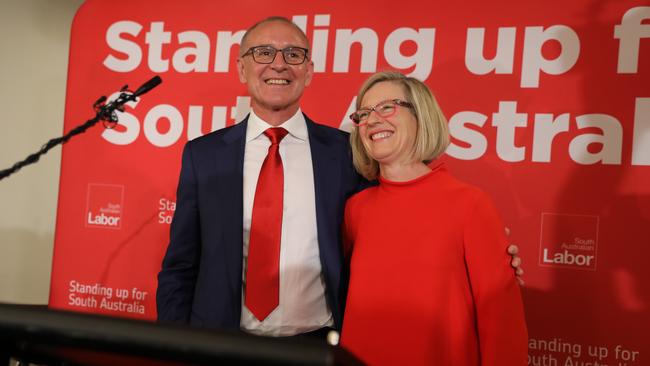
[{"xmin": 0, "ymin": 303, "xmax": 364, "ymax": 365}]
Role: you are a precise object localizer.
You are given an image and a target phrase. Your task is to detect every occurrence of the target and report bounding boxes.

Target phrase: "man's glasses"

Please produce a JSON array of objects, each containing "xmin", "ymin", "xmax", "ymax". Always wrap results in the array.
[
  {"xmin": 241, "ymin": 46, "xmax": 309, "ymax": 65},
  {"xmin": 349, "ymin": 99, "xmax": 414, "ymax": 125}
]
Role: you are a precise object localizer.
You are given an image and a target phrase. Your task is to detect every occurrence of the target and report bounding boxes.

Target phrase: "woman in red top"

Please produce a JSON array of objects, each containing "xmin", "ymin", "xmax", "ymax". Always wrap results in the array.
[{"xmin": 341, "ymin": 71, "xmax": 528, "ymax": 365}]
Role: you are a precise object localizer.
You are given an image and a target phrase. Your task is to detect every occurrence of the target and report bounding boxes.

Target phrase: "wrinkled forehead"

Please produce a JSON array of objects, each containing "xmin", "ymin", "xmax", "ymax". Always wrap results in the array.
[{"xmin": 242, "ymin": 20, "xmax": 309, "ymax": 50}]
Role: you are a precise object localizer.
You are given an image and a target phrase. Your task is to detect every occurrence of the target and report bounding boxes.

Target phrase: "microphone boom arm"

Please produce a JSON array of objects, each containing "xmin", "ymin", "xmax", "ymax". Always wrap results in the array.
[{"xmin": 0, "ymin": 76, "xmax": 162, "ymax": 181}]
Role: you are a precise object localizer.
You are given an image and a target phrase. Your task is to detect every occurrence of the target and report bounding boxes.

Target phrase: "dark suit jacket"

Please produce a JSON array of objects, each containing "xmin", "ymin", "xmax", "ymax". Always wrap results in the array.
[{"xmin": 156, "ymin": 114, "xmax": 363, "ymax": 331}]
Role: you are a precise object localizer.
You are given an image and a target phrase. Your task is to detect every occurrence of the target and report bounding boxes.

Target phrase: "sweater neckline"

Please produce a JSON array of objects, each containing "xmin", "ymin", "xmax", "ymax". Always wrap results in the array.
[{"xmin": 378, "ymin": 161, "xmax": 445, "ymax": 187}]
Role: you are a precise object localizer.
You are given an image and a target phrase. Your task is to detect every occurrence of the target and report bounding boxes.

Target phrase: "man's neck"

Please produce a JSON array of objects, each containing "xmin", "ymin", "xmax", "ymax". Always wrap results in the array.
[{"xmin": 252, "ymin": 105, "xmax": 300, "ymax": 126}]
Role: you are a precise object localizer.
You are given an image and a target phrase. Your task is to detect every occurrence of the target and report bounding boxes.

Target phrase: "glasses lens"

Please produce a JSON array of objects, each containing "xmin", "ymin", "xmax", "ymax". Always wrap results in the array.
[
  {"xmin": 283, "ymin": 47, "xmax": 307, "ymax": 64},
  {"xmin": 376, "ymin": 101, "xmax": 396, "ymax": 117},
  {"xmin": 352, "ymin": 110, "xmax": 371, "ymax": 124},
  {"xmin": 252, "ymin": 46, "xmax": 277, "ymax": 63}
]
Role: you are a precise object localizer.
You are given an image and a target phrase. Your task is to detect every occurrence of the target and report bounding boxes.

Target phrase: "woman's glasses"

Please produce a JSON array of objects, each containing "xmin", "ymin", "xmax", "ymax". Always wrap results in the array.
[{"xmin": 349, "ymin": 99, "xmax": 413, "ymax": 125}]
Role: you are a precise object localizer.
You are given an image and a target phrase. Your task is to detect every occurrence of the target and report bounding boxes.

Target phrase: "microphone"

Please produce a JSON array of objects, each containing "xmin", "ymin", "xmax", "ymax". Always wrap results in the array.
[
  {"xmin": 133, "ymin": 76, "xmax": 162, "ymax": 97},
  {"xmin": 0, "ymin": 75, "xmax": 164, "ymax": 181},
  {"xmin": 95, "ymin": 75, "xmax": 163, "ymax": 125}
]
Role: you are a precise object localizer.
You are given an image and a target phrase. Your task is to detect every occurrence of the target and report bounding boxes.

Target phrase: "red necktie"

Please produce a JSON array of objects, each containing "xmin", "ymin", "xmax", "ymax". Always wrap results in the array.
[{"xmin": 245, "ymin": 127, "xmax": 288, "ymax": 321}]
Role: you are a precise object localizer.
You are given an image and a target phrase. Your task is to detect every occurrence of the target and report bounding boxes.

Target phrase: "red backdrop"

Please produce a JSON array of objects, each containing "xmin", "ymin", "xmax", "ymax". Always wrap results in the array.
[{"xmin": 50, "ymin": 0, "xmax": 649, "ymax": 364}]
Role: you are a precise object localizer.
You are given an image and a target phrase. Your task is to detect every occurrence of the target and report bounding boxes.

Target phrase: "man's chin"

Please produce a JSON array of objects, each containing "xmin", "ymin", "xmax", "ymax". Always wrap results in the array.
[
  {"xmin": 258, "ymin": 100, "xmax": 299, "ymax": 112},
  {"xmin": 270, "ymin": 104, "xmax": 291, "ymax": 112}
]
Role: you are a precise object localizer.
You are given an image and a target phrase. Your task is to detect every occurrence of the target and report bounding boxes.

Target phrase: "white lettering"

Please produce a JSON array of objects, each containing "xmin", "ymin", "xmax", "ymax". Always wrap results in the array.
[
  {"xmin": 632, "ymin": 97, "xmax": 650, "ymax": 165},
  {"xmin": 101, "ymin": 91, "xmax": 141, "ymax": 145},
  {"xmin": 214, "ymin": 31, "xmax": 244, "ymax": 72},
  {"xmin": 143, "ymin": 104, "xmax": 184, "ymax": 147},
  {"xmin": 103, "ymin": 21, "xmax": 143, "ymax": 72},
  {"xmin": 87, "ymin": 212, "xmax": 121, "ymax": 227},
  {"xmin": 443, "ymin": 100, "xmax": 646, "ymax": 166},
  {"xmin": 187, "ymin": 106, "xmax": 227, "ymax": 140},
  {"xmin": 158, "ymin": 198, "xmax": 176, "ymax": 211},
  {"xmin": 158, "ymin": 211, "xmax": 173, "ymax": 224},
  {"xmin": 614, "ymin": 6, "xmax": 650, "ymax": 73},
  {"xmin": 68, "ymin": 293, "xmax": 98, "ymax": 308},
  {"xmin": 339, "ymin": 96, "xmax": 358, "ymax": 133},
  {"xmin": 493, "ymin": 101, "xmax": 527, "ymax": 162},
  {"xmin": 543, "ymin": 248, "xmax": 594, "ymax": 266},
  {"xmin": 465, "ymin": 27, "xmax": 516, "ymax": 75},
  {"xmin": 384, "ymin": 27, "xmax": 435, "ymax": 80},
  {"xmin": 231, "ymin": 96, "xmax": 251, "ymax": 123},
  {"xmin": 145, "ymin": 22, "xmax": 172, "ymax": 72},
  {"xmin": 102, "ymin": 98, "xmax": 248, "ymax": 146},
  {"xmin": 532, "ymin": 113, "xmax": 570, "ymax": 163},
  {"xmin": 173, "ymin": 31, "xmax": 211, "ymax": 73},
  {"xmin": 311, "ymin": 15, "xmax": 331, "ymax": 72},
  {"xmin": 521, "ymin": 25, "xmax": 580, "ymax": 88},
  {"xmin": 568, "ymin": 114, "xmax": 623, "ymax": 165},
  {"xmin": 446, "ymin": 111, "xmax": 489, "ymax": 160},
  {"xmin": 333, "ymin": 28, "xmax": 378, "ymax": 73}
]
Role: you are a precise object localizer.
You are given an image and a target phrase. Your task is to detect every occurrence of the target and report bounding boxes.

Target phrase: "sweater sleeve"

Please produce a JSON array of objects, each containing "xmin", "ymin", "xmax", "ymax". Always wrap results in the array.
[
  {"xmin": 463, "ymin": 190, "xmax": 528, "ymax": 365},
  {"xmin": 342, "ymin": 195, "xmax": 359, "ymax": 260}
]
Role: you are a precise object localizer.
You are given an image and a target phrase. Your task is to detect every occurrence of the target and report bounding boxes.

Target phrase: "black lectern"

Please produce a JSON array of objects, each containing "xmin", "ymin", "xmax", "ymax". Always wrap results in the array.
[{"xmin": 0, "ymin": 304, "xmax": 362, "ymax": 365}]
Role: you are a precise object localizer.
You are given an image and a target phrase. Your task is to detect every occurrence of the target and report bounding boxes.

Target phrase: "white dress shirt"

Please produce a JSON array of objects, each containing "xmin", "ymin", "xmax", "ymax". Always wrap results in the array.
[{"xmin": 240, "ymin": 109, "xmax": 333, "ymax": 336}]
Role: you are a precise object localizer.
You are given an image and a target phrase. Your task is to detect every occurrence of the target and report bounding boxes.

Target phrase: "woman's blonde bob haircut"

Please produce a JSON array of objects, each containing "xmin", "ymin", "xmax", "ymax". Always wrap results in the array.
[{"xmin": 350, "ymin": 71, "xmax": 450, "ymax": 180}]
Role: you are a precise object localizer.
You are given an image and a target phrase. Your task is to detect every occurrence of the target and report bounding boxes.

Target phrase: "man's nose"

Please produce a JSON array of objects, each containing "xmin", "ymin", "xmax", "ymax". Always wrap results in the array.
[{"xmin": 270, "ymin": 51, "xmax": 288, "ymax": 69}]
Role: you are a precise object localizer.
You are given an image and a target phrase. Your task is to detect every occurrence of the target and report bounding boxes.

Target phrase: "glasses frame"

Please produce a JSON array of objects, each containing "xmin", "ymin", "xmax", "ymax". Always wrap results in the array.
[
  {"xmin": 241, "ymin": 46, "xmax": 310, "ymax": 65},
  {"xmin": 349, "ymin": 99, "xmax": 414, "ymax": 125}
]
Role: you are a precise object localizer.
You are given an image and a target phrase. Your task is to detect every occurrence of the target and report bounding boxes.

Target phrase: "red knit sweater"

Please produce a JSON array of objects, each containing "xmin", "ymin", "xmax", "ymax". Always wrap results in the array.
[{"xmin": 341, "ymin": 162, "xmax": 528, "ymax": 365}]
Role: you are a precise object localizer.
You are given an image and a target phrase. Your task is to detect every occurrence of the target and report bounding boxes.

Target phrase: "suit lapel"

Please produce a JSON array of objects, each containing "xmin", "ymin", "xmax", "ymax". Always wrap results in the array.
[
  {"xmin": 306, "ymin": 116, "xmax": 342, "ymax": 296},
  {"xmin": 307, "ymin": 117, "xmax": 341, "ymax": 236},
  {"xmin": 213, "ymin": 119, "xmax": 247, "ymax": 304}
]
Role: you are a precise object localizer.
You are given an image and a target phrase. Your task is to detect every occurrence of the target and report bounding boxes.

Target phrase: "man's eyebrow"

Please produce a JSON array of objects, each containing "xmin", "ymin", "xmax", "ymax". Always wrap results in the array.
[{"xmin": 248, "ymin": 44, "xmax": 308, "ymax": 49}]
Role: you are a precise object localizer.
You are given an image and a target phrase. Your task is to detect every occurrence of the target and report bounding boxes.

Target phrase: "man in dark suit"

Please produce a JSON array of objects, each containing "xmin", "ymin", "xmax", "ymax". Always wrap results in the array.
[
  {"xmin": 157, "ymin": 16, "xmax": 523, "ymax": 337},
  {"xmin": 156, "ymin": 16, "xmax": 360, "ymax": 337}
]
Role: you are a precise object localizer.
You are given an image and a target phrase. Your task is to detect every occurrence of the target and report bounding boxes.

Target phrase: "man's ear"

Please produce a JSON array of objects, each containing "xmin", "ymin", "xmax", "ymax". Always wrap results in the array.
[
  {"xmin": 237, "ymin": 58, "xmax": 247, "ymax": 84},
  {"xmin": 304, "ymin": 60, "xmax": 314, "ymax": 87}
]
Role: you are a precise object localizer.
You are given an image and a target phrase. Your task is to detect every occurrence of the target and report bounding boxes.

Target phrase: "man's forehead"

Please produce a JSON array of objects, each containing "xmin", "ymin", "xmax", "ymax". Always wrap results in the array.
[{"xmin": 244, "ymin": 20, "xmax": 309, "ymax": 47}]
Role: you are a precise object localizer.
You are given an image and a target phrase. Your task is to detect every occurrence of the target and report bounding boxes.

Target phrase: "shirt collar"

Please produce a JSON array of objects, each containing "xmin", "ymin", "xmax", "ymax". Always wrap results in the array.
[{"xmin": 246, "ymin": 109, "xmax": 308, "ymax": 142}]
